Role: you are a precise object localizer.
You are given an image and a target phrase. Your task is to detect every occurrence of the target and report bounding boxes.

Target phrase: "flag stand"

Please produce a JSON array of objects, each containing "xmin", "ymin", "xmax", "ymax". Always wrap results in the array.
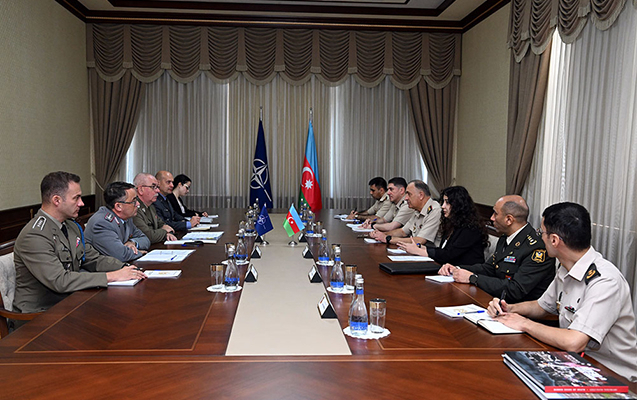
[
  {"xmin": 288, "ymin": 239, "xmax": 298, "ymax": 247},
  {"xmin": 260, "ymin": 233, "xmax": 270, "ymax": 246}
]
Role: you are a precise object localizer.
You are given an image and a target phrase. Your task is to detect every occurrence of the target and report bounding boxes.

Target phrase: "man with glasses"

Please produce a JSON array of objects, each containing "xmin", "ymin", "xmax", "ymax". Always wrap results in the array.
[
  {"xmin": 132, "ymin": 173, "xmax": 178, "ymax": 244},
  {"xmin": 438, "ymin": 195, "xmax": 555, "ymax": 303},
  {"xmin": 85, "ymin": 182, "xmax": 150, "ymax": 262},
  {"xmin": 488, "ymin": 202, "xmax": 636, "ymax": 383}
]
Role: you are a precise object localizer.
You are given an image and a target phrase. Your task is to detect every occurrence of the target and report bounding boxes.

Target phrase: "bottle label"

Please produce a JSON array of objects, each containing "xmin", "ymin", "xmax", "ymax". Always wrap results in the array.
[
  {"xmin": 224, "ymin": 278, "xmax": 239, "ymax": 285},
  {"xmin": 350, "ymin": 321, "xmax": 368, "ymax": 332},
  {"xmin": 318, "ymin": 256, "xmax": 330, "ymax": 262},
  {"xmin": 355, "ymin": 289, "xmax": 364, "ymax": 295},
  {"xmin": 330, "ymin": 281, "xmax": 344, "ymax": 288},
  {"xmin": 334, "ymin": 257, "xmax": 341, "ymax": 262}
]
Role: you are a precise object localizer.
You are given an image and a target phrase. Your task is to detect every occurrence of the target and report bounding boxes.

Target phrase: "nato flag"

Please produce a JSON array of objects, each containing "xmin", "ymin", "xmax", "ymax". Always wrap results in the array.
[
  {"xmin": 250, "ymin": 120, "xmax": 273, "ymax": 209},
  {"xmin": 256, "ymin": 205, "xmax": 274, "ymax": 236}
]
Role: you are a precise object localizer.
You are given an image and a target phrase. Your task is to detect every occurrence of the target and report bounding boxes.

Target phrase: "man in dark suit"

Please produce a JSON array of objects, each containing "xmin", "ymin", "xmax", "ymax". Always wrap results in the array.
[
  {"xmin": 439, "ymin": 195, "xmax": 555, "ymax": 303},
  {"xmin": 153, "ymin": 171, "xmax": 200, "ymax": 231}
]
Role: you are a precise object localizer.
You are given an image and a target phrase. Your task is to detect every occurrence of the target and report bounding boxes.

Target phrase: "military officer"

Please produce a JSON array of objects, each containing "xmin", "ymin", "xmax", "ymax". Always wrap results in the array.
[
  {"xmin": 369, "ymin": 180, "xmax": 441, "ymax": 245},
  {"xmin": 132, "ymin": 173, "xmax": 178, "ymax": 244},
  {"xmin": 487, "ymin": 203, "xmax": 636, "ymax": 383},
  {"xmin": 361, "ymin": 177, "xmax": 415, "ymax": 232},
  {"xmin": 85, "ymin": 181, "xmax": 150, "ymax": 262},
  {"xmin": 13, "ymin": 172, "xmax": 146, "ymax": 320},
  {"xmin": 439, "ymin": 195, "xmax": 555, "ymax": 303},
  {"xmin": 153, "ymin": 170, "xmax": 200, "ymax": 231},
  {"xmin": 347, "ymin": 177, "xmax": 392, "ymax": 221}
]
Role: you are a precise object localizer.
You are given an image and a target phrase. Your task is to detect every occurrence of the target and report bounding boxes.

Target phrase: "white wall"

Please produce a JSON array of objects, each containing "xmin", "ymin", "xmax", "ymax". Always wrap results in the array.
[
  {"xmin": 0, "ymin": 0, "xmax": 90, "ymax": 210},
  {"xmin": 456, "ymin": 4, "xmax": 511, "ymax": 206}
]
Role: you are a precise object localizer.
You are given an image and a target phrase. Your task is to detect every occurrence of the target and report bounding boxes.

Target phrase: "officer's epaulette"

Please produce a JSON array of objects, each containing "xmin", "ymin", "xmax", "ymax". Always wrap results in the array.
[
  {"xmin": 32, "ymin": 216, "xmax": 47, "ymax": 231},
  {"xmin": 427, "ymin": 205, "xmax": 433, "ymax": 214},
  {"xmin": 585, "ymin": 263, "xmax": 601, "ymax": 285},
  {"xmin": 526, "ymin": 234, "xmax": 538, "ymax": 246}
]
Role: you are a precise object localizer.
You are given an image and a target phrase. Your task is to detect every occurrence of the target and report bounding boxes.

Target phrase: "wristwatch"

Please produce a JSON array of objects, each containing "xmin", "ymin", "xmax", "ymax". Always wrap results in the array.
[
  {"xmin": 385, "ymin": 235, "xmax": 392, "ymax": 244},
  {"xmin": 469, "ymin": 274, "xmax": 478, "ymax": 286}
]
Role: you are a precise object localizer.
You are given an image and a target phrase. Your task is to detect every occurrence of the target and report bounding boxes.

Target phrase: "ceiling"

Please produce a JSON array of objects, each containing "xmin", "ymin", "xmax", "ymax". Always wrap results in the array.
[{"xmin": 56, "ymin": 0, "xmax": 510, "ymax": 32}]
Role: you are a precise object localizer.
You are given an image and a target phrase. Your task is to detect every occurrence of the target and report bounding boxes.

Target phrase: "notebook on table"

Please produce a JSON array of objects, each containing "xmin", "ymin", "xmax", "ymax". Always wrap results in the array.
[{"xmin": 378, "ymin": 261, "xmax": 440, "ymax": 275}]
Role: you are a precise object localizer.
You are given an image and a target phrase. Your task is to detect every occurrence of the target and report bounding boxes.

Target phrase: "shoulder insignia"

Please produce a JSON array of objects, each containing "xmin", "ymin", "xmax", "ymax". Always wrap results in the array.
[
  {"xmin": 515, "ymin": 241, "xmax": 521, "ymax": 247},
  {"xmin": 427, "ymin": 205, "xmax": 433, "ymax": 214},
  {"xmin": 32, "ymin": 216, "xmax": 47, "ymax": 230},
  {"xmin": 105, "ymin": 213, "xmax": 114, "ymax": 222},
  {"xmin": 531, "ymin": 249, "xmax": 546, "ymax": 263},
  {"xmin": 527, "ymin": 235, "xmax": 537, "ymax": 245},
  {"xmin": 585, "ymin": 263, "xmax": 601, "ymax": 285},
  {"xmin": 76, "ymin": 237, "xmax": 81, "ymax": 248}
]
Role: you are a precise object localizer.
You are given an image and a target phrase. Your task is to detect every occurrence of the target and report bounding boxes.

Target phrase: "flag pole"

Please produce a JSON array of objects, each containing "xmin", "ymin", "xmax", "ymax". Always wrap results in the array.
[
  {"xmin": 309, "ymin": 107, "xmax": 313, "ymax": 123},
  {"xmin": 260, "ymin": 106, "xmax": 263, "ymax": 121}
]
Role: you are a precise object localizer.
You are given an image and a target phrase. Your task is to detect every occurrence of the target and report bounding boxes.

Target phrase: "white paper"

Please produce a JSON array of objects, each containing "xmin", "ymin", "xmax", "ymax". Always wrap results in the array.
[
  {"xmin": 387, "ymin": 248, "xmax": 407, "ymax": 255},
  {"xmin": 199, "ymin": 216, "xmax": 217, "ymax": 223},
  {"xmin": 425, "ymin": 275, "xmax": 454, "ymax": 283},
  {"xmin": 346, "ymin": 223, "xmax": 363, "ymax": 228},
  {"xmin": 435, "ymin": 304, "xmax": 486, "ymax": 318},
  {"xmin": 108, "ymin": 279, "xmax": 140, "ymax": 286},
  {"xmin": 164, "ymin": 240, "xmax": 218, "ymax": 245},
  {"xmin": 136, "ymin": 249, "xmax": 195, "ymax": 262},
  {"xmin": 387, "ymin": 255, "xmax": 434, "ymax": 262},
  {"xmin": 364, "ymin": 238, "xmax": 382, "ymax": 244},
  {"xmin": 188, "ymin": 223, "xmax": 219, "ymax": 231},
  {"xmin": 182, "ymin": 231, "xmax": 224, "ymax": 241},
  {"xmin": 144, "ymin": 270, "xmax": 182, "ymax": 278}
]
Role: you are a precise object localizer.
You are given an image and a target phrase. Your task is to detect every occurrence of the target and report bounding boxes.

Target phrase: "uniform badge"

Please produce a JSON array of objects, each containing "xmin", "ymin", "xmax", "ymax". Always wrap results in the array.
[
  {"xmin": 427, "ymin": 205, "xmax": 433, "ymax": 214},
  {"xmin": 531, "ymin": 249, "xmax": 546, "ymax": 263},
  {"xmin": 527, "ymin": 235, "xmax": 537, "ymax": 245},
  {"xmin": 33, "ymin": 216, "xmax": 47, "ymax": 230},
  {"xmin": 76, "ymin": 237, "xmax": 81, "ymax": 247},
  {"xmin": 504, "ymin": 256, "xmax": 516, "ymax": 263},
  {"xmin": 584, "ymin": 263, "xmax": 601, "ymax": 285},
  {"xmin": 105, "ymin": 213, "xmax": 114, "ymax": 222},
  {"xmin": 515, "ymin": 241, "xmax": 521, "ymax": 247}
]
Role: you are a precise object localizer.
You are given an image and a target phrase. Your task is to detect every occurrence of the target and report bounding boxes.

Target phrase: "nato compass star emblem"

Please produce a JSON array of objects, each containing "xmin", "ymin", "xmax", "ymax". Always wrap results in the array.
[{"xmin": 251, "ymin": 159, "xmax": 272, "ymax": 201}]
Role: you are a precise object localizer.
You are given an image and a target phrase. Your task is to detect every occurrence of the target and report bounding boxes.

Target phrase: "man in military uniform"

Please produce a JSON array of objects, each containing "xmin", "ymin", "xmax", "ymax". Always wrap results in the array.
[
  {"xmin": 439, "ymin": 195, "xmax": 555, "ymax": 303},
  {"xmin": 85, "ymin": 181, "xmax": 150, "ymax": 262},
  {"xmin": 347, "ymin": 177, "xmax": 392, "ymax": 221},
  {"xmin": 369, "ymin": 180, "xmax": 441, "ymax": 245},
  {"xmin": 488, "ymin": 203, "xmax": 636, "ymax": 383},
  {"xmin": 132, "ymin": 173, "xmax": 178, "ymax": 244},
  {"xmin": 153, "ymin": 170, "xmax": 200, "ymax": 231},
  {"xmin": 13, "ymin": 172, "xmax": 145, "ymax": 320},
  {"xmin": 361, "ymin": 177, "xmax": 415, "ymax": 232}
]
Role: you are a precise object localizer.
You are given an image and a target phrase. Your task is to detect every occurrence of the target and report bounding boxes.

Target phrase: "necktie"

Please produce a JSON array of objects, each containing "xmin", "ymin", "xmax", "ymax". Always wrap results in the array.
[{"xmin": 61, "ymin": 223, "xmax": 69, "ymax": 240}]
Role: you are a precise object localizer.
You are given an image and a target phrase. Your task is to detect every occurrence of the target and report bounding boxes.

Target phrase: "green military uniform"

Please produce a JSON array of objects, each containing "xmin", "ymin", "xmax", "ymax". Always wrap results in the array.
[
  {"xmin": 13, "ymin": 209, "xmax": 123, "ymax": 315},
  {"xmin": 133, "ymin": 197, "xmax": 168, "ymax": 244},
  {"xmin": 401, "ymin": 197, "xmax": 441, "ymax": 243},
  {"xmin": 464, "ymin": 223, "xmax": 555, "ymax": 303},
  {"xmin": 382, "ymin": 195, "xmax": 414, "ymax": 226}
]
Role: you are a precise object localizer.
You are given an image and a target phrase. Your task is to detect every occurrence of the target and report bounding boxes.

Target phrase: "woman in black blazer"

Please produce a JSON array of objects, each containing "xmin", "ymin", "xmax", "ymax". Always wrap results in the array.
[
  {"xmin": 167, "ymin": 174, "xmax": 208, "ymax": 218},
  {"xmin": 398, "ymin": 186, "xmax": 488, "ymax": 265}
]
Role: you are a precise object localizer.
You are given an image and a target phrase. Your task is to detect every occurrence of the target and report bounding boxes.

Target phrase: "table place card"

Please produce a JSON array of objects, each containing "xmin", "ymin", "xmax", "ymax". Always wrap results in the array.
[
  {"xmin": 302, "ymin": 246, "xmax": 314, "ymax": 259},
  {"xmin": 317, "ymin": 293, "xmax": 337, "ymax": 319},
  {"xmin": 298, "ymin": 232, "xmax": 307, "ymax": 242},
  {"xmin": 251, "ymin": 245, "xmax": 262, "ymax": 259},
  {"xmin": 308, "ymin": 265, "xmax": 322, "ymax": 283},
  {"xmin": 244, "ymin": 264, "xmax": 258, "ymax": 282}
]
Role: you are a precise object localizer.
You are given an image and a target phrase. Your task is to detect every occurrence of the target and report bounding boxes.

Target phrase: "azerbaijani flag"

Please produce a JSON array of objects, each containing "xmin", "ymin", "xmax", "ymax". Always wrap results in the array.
[
  {"xmin": 298, "ymin": 120, "xmax": 322, "ymax": 211},
  {"xmin": 283, "ymin": 204, "xmax": 305, "ymax": 237}
]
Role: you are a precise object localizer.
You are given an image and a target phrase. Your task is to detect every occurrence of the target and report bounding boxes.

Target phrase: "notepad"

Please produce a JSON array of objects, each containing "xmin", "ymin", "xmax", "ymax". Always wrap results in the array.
[
  {"xmin": 425, "ymin": 275, "xmax": 454, "ymax": 283},
  {"xmin": 364, "ymin": 238, "xmax": 382, "ymax": 244},
  {"xmin": 188, "ymin": 223, "xmax": 219, "ymax": 231},
  {"xmin": 464, "ymin": 313, "xmax": 523, "ymax": 334},
  {"xmin": 435, "ymin": 304, "xmax": 486, "ymax": 318},
  {"xmin": 136, "ymin": 249, "xmax": 195, "ymax": 262},
  {"xmin": 387, "ymin": 255, "xmax": 434, "ymax": 262},
  {"xmin": 352, "ymin": 227, "xmax": 374, "ymax": 233},
  {"xmin": 182, "ymin": 232, "xmax": 224, "ymax": 241},
  {"xmin": 387, "ymin": 248, "xmax": 407, "ymax": 255},
  {"xmin": 108, "ymin": 279, "xmax": 141, "ymax": 286},
  {"xmin": 144, "ymin": 270, "xmax": 182, "ymax": 278}
]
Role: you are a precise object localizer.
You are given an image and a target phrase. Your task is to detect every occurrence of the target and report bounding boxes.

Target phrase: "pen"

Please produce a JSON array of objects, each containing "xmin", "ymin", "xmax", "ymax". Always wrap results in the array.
[
  {"xmin": 497, "ymin": 289, "xmax": 507, "ymax": 316},
  {"xmin": 460, "ymin": 310, "xmax": 485, "ymax": 315},
  {"xmin": 170, "ymin": 255, "xmax": 177, "ymax": 261}
]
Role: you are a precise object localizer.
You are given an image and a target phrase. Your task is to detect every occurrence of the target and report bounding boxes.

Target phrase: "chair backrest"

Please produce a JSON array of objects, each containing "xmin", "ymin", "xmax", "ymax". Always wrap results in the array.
[
  {"xmin": 484, "ymin": 234, "xmax": 500, "ymax": 262},
  {"xmin": 0, "ymin": 253, "xmax": 15, "ymax": 312}
]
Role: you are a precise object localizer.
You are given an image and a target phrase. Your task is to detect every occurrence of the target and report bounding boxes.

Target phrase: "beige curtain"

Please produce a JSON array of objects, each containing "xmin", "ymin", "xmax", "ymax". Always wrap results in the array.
[
  {"xmin": 506, "ymin": 40, "xmax": 552, "ymax": 195},
  {"xmin": 508, "ymin": 0, "xmax": 631, "ymax": 61},
  {"xmin": 406, "ymin": 76, "xmax": 458, "ymax": 194},
  {"xmin": 89, "ymin": 69, "xmax": 145, "ymax": 205},
  {"xmin": 86, "ymin": 25, "xmax": 461, "ymax": 90}
]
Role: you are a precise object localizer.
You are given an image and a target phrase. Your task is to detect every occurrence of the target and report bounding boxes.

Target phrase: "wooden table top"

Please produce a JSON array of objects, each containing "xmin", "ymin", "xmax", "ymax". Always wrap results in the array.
[{"xmin": 0, "ymin": 209, "xmax": 633, "ymax": 399}]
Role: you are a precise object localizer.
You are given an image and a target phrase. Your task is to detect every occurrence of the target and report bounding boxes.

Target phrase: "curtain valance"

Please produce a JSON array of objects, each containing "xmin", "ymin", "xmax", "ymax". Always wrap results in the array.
[
  {"xmin": 86, "ymin": 24, "xmax": 461, "ymax": 89},
  {"xmin": 508, "ymin": 0, "xmax": 634, "ymax": 62}
]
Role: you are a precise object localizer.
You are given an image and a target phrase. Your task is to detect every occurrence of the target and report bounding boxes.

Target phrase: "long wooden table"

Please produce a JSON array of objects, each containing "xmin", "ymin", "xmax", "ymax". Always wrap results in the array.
[{"xmin": 0, "ymin": 209, "xmax": 633, "ymax": 399}]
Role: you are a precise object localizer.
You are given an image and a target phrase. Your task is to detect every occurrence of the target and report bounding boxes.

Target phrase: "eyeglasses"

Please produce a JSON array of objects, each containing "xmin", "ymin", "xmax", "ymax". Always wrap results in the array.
[
  {"xmin": 536, "ymin": 228, "xmax": 545, "ymax": 235},
  {"xmin": 140, "ymin": 184, "xmax": 159, "ymax": 191},
  {"xmin": 537, "ymin": 228, "xmax": 563, "ymax": 241},
  {"xmin": 118, "ymin": 199, "xmax": 139, "ymax": 206},
  {"xmin": 183, "ymin": 185, "xmax": 190, "ymax": 190}
]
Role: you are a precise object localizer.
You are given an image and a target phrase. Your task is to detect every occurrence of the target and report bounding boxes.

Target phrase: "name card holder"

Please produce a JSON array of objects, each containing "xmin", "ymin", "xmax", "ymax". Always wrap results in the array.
[
  {"xmin": 317, "ymin": 293, "xmax": 337, "ymax": 319},
  {"xmin": 251, "ymin": 245, "xmax": 262, "ymax": 259},
  {"xmin": 302, "ymin": 246, "xmax": 314, "ymax": 259},
  {"xmin": 244, "ymin": 264, "xmax": 258, "ymax": 282},
  {"xmin": 308, "ymin": 265, "xmax": 323, "ymax": 283},
  {"xmin": 298, "ymin": 232, "xmax": 307, "ymax": 242},
  {"xmin": 255, "ymin": 235, "xmax": 263, "ymax": 243}
]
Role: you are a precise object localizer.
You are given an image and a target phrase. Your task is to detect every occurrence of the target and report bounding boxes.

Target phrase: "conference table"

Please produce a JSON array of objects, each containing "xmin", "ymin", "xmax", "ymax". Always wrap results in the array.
[{"xmin": 0, "ymin": 209, "xmax": 633, "ymax": 399}]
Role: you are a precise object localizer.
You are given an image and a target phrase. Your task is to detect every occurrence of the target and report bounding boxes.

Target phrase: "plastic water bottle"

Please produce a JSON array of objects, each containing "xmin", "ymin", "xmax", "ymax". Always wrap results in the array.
[
  {"xmin": 236, "ymin": 229, "xmax": 248, "ymax": 265},
  {"xmin": 349, "ymin": 273, "xmax": 363, "ymax": 319},
  {"xmin": 318, "ymin": 229, "xmax": 330, "ymax": 265},
  {"xmin": 349, "ymin": 277, "xmax": 368, "ymax": 336},
  {"xmin": 224, "ymin": 247, "xmax": 239, "ymax": 290},
  {"xmin": 330, "ymin": 246, "xmax": 344, "ymax": 292}
]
